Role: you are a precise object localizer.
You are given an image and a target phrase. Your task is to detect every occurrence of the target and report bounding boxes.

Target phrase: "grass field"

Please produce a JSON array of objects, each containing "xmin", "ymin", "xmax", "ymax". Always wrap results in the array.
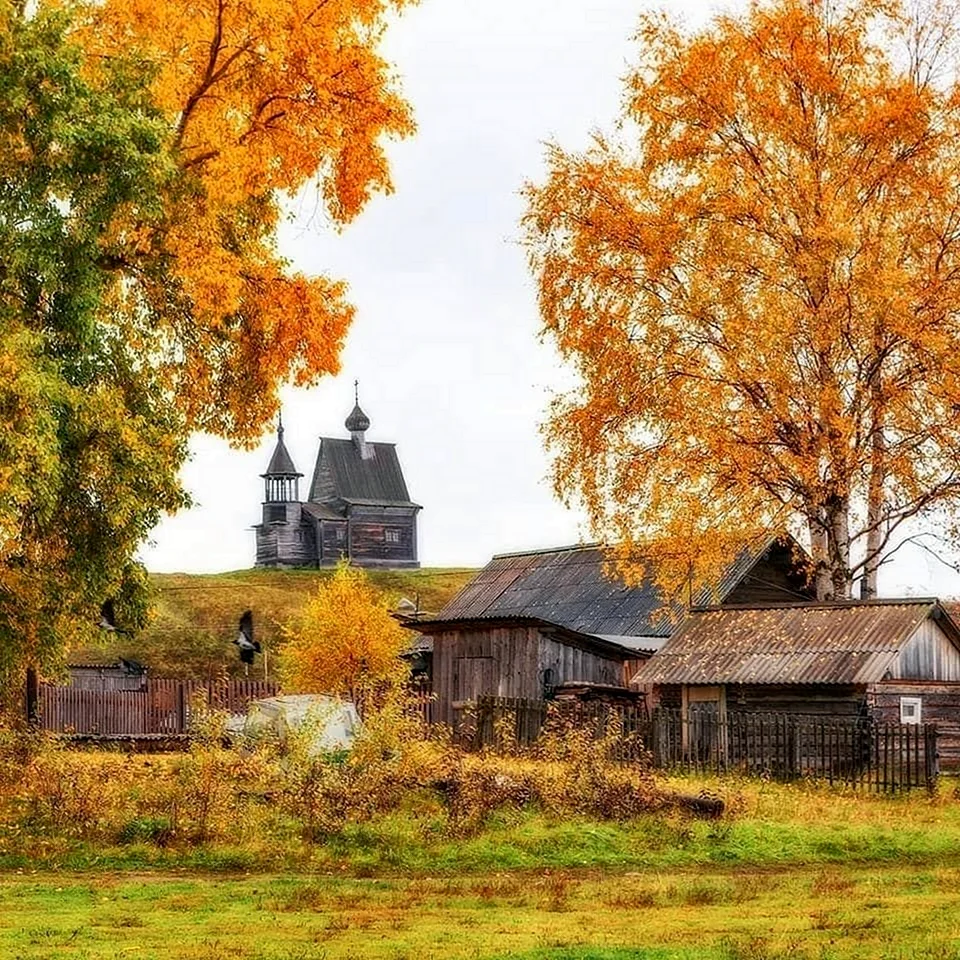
[
  {"xmin": 5, "ymin": 773, "xmax": 960, "ymax": 957},
  {"xmin": 67, "ymin": 566, "xmax": 475, "ymax": 679},
  {"xmin": 4, "ymin": 863, "xmax": 960, "ymax": 959}
]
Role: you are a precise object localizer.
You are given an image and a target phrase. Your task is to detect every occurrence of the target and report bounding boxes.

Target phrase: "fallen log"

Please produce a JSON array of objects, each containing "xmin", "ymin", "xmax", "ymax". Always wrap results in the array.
[{"xmin": 661, "ymin": 790, "xmax": 725, "ymax": 818}]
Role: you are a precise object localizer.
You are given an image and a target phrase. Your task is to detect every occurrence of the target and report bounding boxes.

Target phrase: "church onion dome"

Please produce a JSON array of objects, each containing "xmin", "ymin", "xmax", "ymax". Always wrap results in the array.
[
  {"xmin": 345, "ymin": 403, "xmax": 370, "ymax": 433},
  {"xmin": 262, "ymin": 426, "xmax": 302, "ymax": 478}
]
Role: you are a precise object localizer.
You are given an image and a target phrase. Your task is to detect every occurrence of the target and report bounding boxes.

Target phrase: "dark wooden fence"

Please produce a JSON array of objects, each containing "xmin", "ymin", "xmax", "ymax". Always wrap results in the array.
[
  {"xmin": 459, "ymin": 697, "xmax": 938, "ymax": 792},
  {"xmin": 406, "ymin": 678, "xmax": 435, "ymax": 728},
  {"xmin": 38, "ymin": 679, "xmax": 279, "ymax": 737}
]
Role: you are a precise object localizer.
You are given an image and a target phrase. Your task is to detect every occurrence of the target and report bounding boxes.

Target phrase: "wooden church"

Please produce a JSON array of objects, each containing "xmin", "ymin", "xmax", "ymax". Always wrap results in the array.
[{"xmin": 254, "ymin": 395, "xmax": 421, "ymax": 569}]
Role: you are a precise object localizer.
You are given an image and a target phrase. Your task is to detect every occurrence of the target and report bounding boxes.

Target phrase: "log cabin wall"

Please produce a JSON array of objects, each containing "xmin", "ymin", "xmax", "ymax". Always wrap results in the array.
[
  {"xmin": 868, "ymin": 680, "xmax": 960, "ymax": 770},
  {"xmin": 255, "ymin": 503, "xmax": 316, "ymax": 567},
  {"xmin": 723, "ymin": 683, "xmax": 866, "ymax": 717},
  {"xmin": 318, "ymin": 519, "xmax": 349, "ymax": 564},
  {"xmin": 344, "ymin": 505, "xmax": 418, "ymax": 568}
]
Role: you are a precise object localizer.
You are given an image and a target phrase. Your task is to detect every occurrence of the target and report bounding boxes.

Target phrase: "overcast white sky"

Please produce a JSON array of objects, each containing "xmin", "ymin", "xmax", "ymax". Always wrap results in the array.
[{"xmin": 140, "ymin": 0, "xmax": 960, "ymax": 597}]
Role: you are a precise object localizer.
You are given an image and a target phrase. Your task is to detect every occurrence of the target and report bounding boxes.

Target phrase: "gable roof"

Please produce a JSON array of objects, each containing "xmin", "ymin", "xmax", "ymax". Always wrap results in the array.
[
  {"xmin": 424, "ymin": 537, "xmax": 802, "ymax": 642},
  {"xmin": 632, "ymin": 599, "xmax": 960, "ymax": 686},
  {"xmin": 309, "ymin": 438, "xmax": 419, "ymax": 507}
]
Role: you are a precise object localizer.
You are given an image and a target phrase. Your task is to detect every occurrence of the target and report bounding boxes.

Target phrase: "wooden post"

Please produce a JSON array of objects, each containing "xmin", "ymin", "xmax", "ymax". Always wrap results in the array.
[
  {"xmin": 25, "ymin": 666, "xmax": 38, "ymax": 727},
  {"xmin": 177, "ymin": 682, "xmax": 187, "ymax": 735}
]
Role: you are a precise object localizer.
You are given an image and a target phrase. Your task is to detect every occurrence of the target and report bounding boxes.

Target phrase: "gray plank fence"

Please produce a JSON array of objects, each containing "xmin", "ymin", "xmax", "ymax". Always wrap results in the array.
[
  {"xmin": 458, "ymin": 696, "xmax": 938, "ymax": 793},
  {"xmin": 38, "ymin": 679, "xmax": 279, "ymax": 737}
]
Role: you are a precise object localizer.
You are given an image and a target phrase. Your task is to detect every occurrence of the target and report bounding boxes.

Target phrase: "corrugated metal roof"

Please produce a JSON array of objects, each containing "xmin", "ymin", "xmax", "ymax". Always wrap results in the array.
[
  {"xmin": 311, "ymin": 438, "xmax": 418, "ymax": 506},
  {"xmin": 632, "ymin": 600, "xmax": 943, "ymax": 685},
  {"xmin": 435, "ymin": 541, "xmax": 780, "ymax": 640}
]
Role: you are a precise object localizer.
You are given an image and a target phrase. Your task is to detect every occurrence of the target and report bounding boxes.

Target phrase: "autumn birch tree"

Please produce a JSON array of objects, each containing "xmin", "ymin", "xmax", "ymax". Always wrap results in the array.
[{"xmin": 524, "ymin": 0, "xmax": 960, "ymax": 600}]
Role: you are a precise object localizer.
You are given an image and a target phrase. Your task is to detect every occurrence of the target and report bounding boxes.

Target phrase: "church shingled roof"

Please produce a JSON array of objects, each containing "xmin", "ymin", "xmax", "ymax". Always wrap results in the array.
[
  {"xmin": 262, "ymin": 428, "xmax": 301, "ymax": 477},
  {"xmin": 310, "ymin": 438, "xmax": 419, "ymax": 506}
]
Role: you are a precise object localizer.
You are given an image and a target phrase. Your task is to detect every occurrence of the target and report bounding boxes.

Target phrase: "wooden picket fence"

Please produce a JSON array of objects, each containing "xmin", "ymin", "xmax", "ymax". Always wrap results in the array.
[
  {"xmin": 458, "ymin": 697, "xmax": 939, "ymax": 793},
  {"xmin": 38, "ymin": 679, "xmax": 279, "ymax": 737}
]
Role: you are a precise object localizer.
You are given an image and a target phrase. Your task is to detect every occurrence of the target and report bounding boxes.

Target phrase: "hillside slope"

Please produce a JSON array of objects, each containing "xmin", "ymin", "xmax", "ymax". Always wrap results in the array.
[{"xmin": 71, "ymin": 567, "xmax": 476, "ymax": 681}]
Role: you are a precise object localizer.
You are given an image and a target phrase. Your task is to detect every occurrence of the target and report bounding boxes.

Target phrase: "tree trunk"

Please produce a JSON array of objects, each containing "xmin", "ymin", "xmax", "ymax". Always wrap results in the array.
[
  {"xmin": 810, "ymin": 496, "xmax": 853, "ymax": 600},
  {"xmin": 829, "ymin": 501, "xmax": 853, "ymax": 599},
  {"xmin": 862, "ymin": 378, "xmax": 885, "ymax": 599},
  {"xmin": 810, "ymin": 520, "xmax": 832, "ymax": 600}
]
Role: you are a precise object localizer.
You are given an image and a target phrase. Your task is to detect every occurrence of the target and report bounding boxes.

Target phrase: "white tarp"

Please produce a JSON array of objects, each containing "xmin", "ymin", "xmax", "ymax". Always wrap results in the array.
[{"xmin": 241, "ymin": 694, "xmax": 361, "ymax": 753}]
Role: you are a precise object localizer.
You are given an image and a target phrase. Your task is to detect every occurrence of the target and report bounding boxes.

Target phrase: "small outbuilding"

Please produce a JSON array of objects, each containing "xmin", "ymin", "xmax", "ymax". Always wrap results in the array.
[
  {"xmin": 631, "ymin": 598, "xmax": 960, "ymax": 768},
  {"xmin": 68, "ymin": 660, "xmax": 147, "ymax": 692}
]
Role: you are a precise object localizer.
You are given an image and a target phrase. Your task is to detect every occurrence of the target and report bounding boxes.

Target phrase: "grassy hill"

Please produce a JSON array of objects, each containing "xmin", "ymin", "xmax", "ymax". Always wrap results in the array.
[{"xmin": 71, "ymin": 566, "xmax": 476, "ymax": 681}]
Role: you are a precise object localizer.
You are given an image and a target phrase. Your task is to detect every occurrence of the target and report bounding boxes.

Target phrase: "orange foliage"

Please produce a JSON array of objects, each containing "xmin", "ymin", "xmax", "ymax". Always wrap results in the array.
[
  {"xmin": 281, "ymin": 562, "xmax": 409, "ymax": 700},
  {"xmin": 524, "ymin": 0, "xmax": 960, "ymax": 599},
  {"xmin": 79, "ymin": 0, "xmax": 416, "ymax": 441}
]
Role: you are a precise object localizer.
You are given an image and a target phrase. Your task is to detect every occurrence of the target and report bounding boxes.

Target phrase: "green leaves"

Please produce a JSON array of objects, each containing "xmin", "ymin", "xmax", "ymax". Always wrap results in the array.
[{"xmin": 0, "ymin": 4, "xmax": 186, "ymax": 694}]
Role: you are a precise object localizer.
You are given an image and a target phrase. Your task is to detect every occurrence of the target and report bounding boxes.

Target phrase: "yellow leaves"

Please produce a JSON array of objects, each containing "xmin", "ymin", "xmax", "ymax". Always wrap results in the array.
[
  {"xmin": 281, "ymin": 562, "xmax": 410, "ymax": 700},
  {"xmin": 70, "ymin": 0, "xmax": 416, "ymax": 443}
]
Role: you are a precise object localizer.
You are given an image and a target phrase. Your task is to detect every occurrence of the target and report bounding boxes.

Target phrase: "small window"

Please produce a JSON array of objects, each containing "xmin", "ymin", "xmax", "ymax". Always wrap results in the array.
[
  {"xmin": 335, "ymin": 527, "xmax": 345, "ymax": 543},
  {"xmin": 900, "ymin": 696, "xmax": 922, "ymax": 724},
  {"xmin": 385, "ymin": 529, "xmax": 401, "ymax": 544}
]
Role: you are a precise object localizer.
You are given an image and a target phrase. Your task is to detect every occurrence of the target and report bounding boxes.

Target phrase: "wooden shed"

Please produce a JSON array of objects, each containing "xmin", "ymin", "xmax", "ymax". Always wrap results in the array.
[
  {"xmin": 409, "ymin": 536, "xmax": 812, "ymax": 726},
  {"xmin": 631, "ymin": 598, "xmax": 960, "ymax": 768},
  {"xmin": 67, "ymin": 660, "xmax": 147, "ymax": 692}
]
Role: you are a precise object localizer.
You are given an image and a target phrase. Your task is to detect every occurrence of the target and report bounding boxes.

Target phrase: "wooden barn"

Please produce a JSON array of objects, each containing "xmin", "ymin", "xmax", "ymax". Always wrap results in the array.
[
  {"xmin": 631, "ymin": 598, "xmax": 960, "ymax": 769},
  {"xmin": 408, "ymin": 536, "xmax": 812, "ymax": 726},
  {"xmin": 254, "ymin": 395, "xmax": 421, "ymax": 569}
]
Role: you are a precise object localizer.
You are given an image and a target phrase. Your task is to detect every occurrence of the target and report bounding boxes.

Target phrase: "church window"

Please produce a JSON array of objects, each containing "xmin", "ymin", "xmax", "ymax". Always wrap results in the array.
[
  {"xmin": 385, "ymin": 529, "xmax": 401, "ymax": 544},
  {"xmin": 335, "ymin": 527, "xmax": 346, "ymax": 543}
]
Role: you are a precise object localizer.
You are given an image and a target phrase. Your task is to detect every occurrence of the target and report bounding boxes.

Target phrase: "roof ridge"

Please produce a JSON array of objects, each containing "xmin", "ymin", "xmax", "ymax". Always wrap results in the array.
[
  {"xmin": 319, "ymin": 436, "xmax": 396, "ymax": 447},
  {"xmin": 691, "ymin": 597, "xmax": 939, "ymax": 611},
  {"xmin": 492, "ymin": 542, "xmax": 604, "ymax": 559}
]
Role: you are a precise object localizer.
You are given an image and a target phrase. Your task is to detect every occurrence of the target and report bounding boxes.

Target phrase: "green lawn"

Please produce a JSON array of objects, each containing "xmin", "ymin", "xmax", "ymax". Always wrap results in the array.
[{"xmin": 4, "ymin": 864, "xmax": 960, "ymax": 959}]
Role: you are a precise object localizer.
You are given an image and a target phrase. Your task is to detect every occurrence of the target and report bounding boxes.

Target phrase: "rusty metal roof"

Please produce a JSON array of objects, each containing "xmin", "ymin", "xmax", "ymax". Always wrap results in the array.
[
  {"xmin": 432, "ymin": 539, "xmax": 793, "ymax": 640},
  {"xmin": 632, "ymin": 600, "xmax": 956, "ymax": 685}
]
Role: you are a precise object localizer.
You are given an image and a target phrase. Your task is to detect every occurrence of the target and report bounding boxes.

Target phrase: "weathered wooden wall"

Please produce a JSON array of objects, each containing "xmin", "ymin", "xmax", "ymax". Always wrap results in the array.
[
  {"xmin": 39, "ymin": 679, "xmax": 279, "ymax": 736},
  {"xmin": 68, "ymin": 666, "xmax": 145, "ymax": 692},
  {"xmin": 343, "ymin": 505, "xmax": 419, "ymax": 567},
  {"xmin": 722, "ymin": 541, "xmax": 814, "ymax": 605},
  {"xmin": 255, "ymin": 502, "xmax": 316, "ymax": 567},
  {"xmin": 892, "ymin": 620, "xmax": 960, "ymax": 681},
  {"xmin": 430, "ymin": 625, "xmax": 626, "ymax": 726},
  {"xmin": 724, "ymin": 683, "xmax": 865, "ymax": 717},
  {"xmin": 868, "ymin": 680, "xmax": 960, "ymax": 770}
]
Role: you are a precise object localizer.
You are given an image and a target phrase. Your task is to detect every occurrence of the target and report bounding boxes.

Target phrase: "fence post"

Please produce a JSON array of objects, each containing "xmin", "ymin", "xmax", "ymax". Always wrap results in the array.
[{"xmin": 925, "ymin": 724, "xmax": 939, "ymax": 791}]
